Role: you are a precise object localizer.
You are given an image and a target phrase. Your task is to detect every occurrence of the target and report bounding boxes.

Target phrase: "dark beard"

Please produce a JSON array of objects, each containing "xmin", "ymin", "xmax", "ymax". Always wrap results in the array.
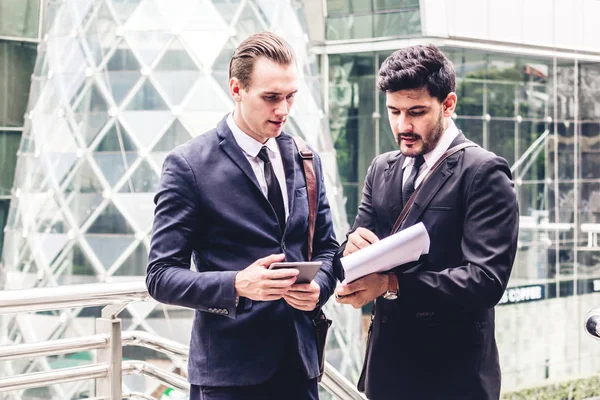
[{"xmin": 396, "ymin": 110, "xmax": 445, "ymax": 156}]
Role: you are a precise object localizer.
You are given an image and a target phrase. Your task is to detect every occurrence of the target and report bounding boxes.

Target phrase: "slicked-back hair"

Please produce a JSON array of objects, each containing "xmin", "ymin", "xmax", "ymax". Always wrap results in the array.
[
  {"xmin": 377, "ymin": 44, "xmax": 456, "ymax": 102},
  {"xmin": 229, "ymin": 31, "xmax": 296, "ymax": 89}
]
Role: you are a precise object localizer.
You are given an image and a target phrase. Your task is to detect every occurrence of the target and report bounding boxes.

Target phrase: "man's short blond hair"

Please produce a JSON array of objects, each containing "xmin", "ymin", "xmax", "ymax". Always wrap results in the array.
[{"xmin": 229, "ymin": 31, "xmax": 296, "ymax": 88}]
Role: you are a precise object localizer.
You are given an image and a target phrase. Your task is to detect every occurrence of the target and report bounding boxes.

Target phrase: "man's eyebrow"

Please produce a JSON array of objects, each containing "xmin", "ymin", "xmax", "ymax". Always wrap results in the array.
[{"xmin": 262, "ymin": 90, "xmax": 299, "ymax": 95}]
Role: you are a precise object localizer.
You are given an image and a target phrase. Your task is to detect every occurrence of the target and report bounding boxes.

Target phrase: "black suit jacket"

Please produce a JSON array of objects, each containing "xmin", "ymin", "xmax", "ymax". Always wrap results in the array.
[
  {"xmin": 146, "ymin": 116, "xmax": 338, "ymax": 386},
  {"xmin": 337, "ymin": 133, "xmax": 519, "ymax": 400}
]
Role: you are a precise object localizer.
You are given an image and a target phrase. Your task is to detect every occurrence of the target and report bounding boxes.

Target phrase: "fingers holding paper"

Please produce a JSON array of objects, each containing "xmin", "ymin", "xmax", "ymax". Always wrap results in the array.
[
  {"xmin": 343, "ymin": 227, "xmax": 380, "ymax": 256},
  {"xmin": 284, "ymin": 281, "xmax": 321, "ymax": 311},
  {"xmin": 335, "ymin": 273, "xmax": 389, "ymax": 309}
]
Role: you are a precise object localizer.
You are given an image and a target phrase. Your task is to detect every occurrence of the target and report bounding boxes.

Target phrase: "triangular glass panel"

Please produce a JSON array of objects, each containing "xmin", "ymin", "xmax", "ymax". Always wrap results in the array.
[
  {"xmin": 43, "ymin": 153, "xmax": 78, "ymax": 185},
  {"xmin": 148, "ymin": 152, "xmax": 167, "ymax": 170},
  {"xmin": 152, "ymin": 119, "xmax": 191, "ymax": 151},
  {"xmin": 112, "ymin": 241, "xmax": 148, "ymax": 276},
  {"xmin": 154, "ymin": 38, "xmax": 199, "ymax": 71},
  {"xmin": 56, "ymin": 243, "xmax": 100, "ymax": 282},
  {"xmin": 234, "ymin": 3, "xmax": 268, "ymax": 41},
  {"xmin": 182, "ymin": 75, "xmax": 232, "ymax": 111},
  {"xmin": 181, "ymin": 30, "xmax": 230, "ymax": 70},
  {"xmin": 125, "ymin": 30, "xmax": 172, "ymax": 67},
  {"xmin": 68, "ymin": 193, "xmax": 104, "ymax": 227},
  {"xmin": 93, "ymin": 152, "xmax": 138, "ymax": 187},
  {"xmin": 111, "ymin": 0, "xmax": 142, "ymax": 23},
  {"xmin": 212, "ymin": 39, "xmax": 236, "ymax": 72},
  {"xmin": 15, "ymin": 313, "xmax": 62, "ymax": 343},
  {"xmin": 19, "ymin": 193, "xmax": 53, "ymax": 229},
  {"xmin": 64, "ymin": 159, "xmax": 105, "ymax": 194},
  {"xmin": 102, "ymin": 40, "xmax": 143, "ymax": 106},
  {"xmin": 185, "ymin": 1, "xmax": 228, "ymax": 31},
  {"xmin": 125, "ymin": 0, "xmax": 169, "ymax": 31},
  {"xmin": 95, "ymin": 121, "xmax": 137, "ymax": 152},
  {"xmin": 82, "ymin": 1, "xmax": 118, "ymax": 67},
  {"xmin": 73, "ymin": 84, "xmax": 110, "ymax": 145},
  {"xmin": 85, "ymin": 234, "xmax": 135, "ymax": 270},
  {"xmin": 124, "ymin": 79, "xmax": 169, "ymax": 111},
  {"xmin": 213, "ymin": 0, "xmax": 243, "ymax": 24},
  {"xmin": 44, "ymin": 118, "xmax": 79, "ymax": 153},
  {"xmin": 118, "ymin": 161, "xmax": 159, "ymax": 193},
  {"xmin": 152, "ymin": 71, "xmax": 199, "ymax": 106},
  {"xmin": 119, "ymin": 111, "xmax": 173, "ymax": 148},
  {"xmin": 179, "ymin": 111, "xmax": 224, "ymax": 137},
  {"xmin": 30, "ymin": 233, "xmax": 69, "ymax": 269},
  {"xmin": 112, "ymin": 193, "xmax": 155, "ymax": 231},
  {"xmin": 86, "ymin": 202, "xmax": 135, "ymax": 234}
]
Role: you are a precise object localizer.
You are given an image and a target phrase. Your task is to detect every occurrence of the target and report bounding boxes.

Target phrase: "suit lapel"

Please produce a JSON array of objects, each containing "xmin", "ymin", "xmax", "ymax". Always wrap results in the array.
[
  {"xmin": 217, "ymin": 117, "xmax": 264, "ymax": 196},
  {"xmin": 401, "ymin": 133, "xmax": 467, "ymax": 230},
  {"xmin": 275, "ymin": 134, "xmax": 297, "ymax": 218},
  {"xmin": 384, "ymin": 152, "xmax": 405, "ymax": 222}
]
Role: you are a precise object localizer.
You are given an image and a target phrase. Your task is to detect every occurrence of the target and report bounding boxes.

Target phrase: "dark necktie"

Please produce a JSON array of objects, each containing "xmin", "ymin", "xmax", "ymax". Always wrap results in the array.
[
  {"xmin": 402, "ymin": 155, "xmax": 425, "ymax": 207},
  {"xmin": 258, "ymin": 147, "xmax": 286, "ymax": 233}
]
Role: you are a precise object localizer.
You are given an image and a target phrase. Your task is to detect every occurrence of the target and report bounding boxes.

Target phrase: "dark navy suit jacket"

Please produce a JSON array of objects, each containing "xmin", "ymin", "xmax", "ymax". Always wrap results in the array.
[
  {"xmin": 337, "ymin": 133, "xmax": 519, "ymax": 400},
  {"xmin": 147, "ymin": 116, "xmax": 338, "ymax": 386}
]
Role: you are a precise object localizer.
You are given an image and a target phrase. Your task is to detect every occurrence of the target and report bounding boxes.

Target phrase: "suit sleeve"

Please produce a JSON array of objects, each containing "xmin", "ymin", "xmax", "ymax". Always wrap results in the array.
[
  {"xmin": 146, "ymin": 150, "xmax": 238, "ymax": 318},
  {"xmin": 397, "ymin": 156, "xmax": 519, "ymax": 309},
  {"xmin": 334, "ymin": 156, "xmax": 380, "ymax": 280},
  {"xmin": 310, "ymin": 152, "xmax": 340, "ymax": 312}
]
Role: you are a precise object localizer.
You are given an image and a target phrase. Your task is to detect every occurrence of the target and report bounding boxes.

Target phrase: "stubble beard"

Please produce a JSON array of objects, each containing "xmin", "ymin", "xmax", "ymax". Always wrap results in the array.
[{"xmin": 397, "ymin": 111, "xmax": 445, "ymax": 158}]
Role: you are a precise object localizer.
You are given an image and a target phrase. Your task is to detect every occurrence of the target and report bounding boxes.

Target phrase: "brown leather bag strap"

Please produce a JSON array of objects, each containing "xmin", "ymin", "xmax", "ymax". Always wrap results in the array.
[
  {"xmin": 293, "ymin": 136, "xmax": 317, "ymax": 261},
  {"xmin": 391, "ymin": 142, "xmax": 478, "ymax": 235}
]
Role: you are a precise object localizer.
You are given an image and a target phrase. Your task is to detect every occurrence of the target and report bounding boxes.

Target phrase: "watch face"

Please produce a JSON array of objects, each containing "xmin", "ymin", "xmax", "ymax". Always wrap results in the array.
[{"xmin": 383, "ymin": 291, "xmax": 398, "ymax": 300}]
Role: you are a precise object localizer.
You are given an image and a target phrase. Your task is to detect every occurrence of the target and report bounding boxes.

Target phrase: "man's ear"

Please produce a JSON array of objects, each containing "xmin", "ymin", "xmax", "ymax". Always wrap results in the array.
[
  {"xmin": 229, "ymin": 77, "xmax": 242, "ymax": 102},
  {"xmin": 442, "ymin": 92, "xmax": 457, "ymax": 117}
]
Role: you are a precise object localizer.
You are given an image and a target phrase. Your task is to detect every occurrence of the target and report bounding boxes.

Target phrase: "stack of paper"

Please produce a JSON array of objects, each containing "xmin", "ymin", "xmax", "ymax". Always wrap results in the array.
[{"xmin": 340, "ymin": 222, "xmax": 430, "ymax": 284}]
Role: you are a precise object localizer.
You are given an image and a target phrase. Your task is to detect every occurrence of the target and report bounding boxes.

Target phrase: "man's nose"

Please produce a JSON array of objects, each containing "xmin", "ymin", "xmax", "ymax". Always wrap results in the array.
[
  {"xmin": 274, "ymin": 99, "xmax": 289, "ymax": 116},
  {"xmin": 397, "ymin": 115, "xmax": 413, "ymax": 134}
]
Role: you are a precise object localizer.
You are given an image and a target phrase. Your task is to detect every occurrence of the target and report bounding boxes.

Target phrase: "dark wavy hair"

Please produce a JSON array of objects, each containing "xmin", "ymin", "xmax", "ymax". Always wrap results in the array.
[{"xmin": 377, "ymin": 44, "xmax": 455, "ymax": 102}]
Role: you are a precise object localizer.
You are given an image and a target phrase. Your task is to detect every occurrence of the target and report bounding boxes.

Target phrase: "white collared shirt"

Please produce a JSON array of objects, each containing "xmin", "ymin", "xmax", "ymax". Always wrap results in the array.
[
  {"xmin": 402, "ymin": 120, "xmax": 460, "ymax": 189},
  {"xmin": 227, "ymin": 113, "xmax": 289, "ymax": 219}
]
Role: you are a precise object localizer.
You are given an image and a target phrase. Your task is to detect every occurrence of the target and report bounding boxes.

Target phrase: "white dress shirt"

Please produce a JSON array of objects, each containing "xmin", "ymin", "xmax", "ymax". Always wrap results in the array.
[
  {"xmin": 227, "ymin": 113, "xmax": 289, "ymax": 220},
  {"xmin": 402, "ymin": 120, "xmax": 460, "ymax": 190}
]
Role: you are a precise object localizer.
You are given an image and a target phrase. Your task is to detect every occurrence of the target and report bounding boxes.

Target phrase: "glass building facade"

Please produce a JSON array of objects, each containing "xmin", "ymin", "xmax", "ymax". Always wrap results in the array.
[{"xmin": 1, "ymin": 0, "xmax": 600, "ymax": 398}]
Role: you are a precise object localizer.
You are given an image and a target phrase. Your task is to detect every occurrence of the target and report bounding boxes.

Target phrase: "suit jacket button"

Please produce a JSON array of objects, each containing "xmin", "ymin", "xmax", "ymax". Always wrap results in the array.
[{"xmin": 381, "ymin": 316, "xmax": 388, "ymax": 324}]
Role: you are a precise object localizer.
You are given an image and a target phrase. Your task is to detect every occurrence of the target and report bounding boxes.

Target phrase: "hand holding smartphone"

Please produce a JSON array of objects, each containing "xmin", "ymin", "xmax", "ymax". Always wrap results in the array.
[{"xmin": 269, "ymin": 261, "xmax": 322, "ymax": 284}]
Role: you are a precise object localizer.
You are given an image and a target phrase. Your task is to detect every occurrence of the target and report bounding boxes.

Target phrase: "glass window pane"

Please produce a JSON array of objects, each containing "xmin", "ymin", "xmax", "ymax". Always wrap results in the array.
[
  {"xmin": 0, "ymin": 0, "xmax": 40, "ymax": 38},
  {"xmin": 0, "ymin": 130, "xmax": 21, "ymax": 196},
  {"xmin": 487, "ymin": 83, "xmax": 517, "ymax": 118},
  {"xmin": 326, "ymin": 14, "xmax": 372, "ymax": 40},
  {"xmin": 580, "ymin": 122, "xmax": 600, "ymax": 180},
  {"xmin": 455, "ymin": 80, "xmax": 484, "ymax": 117},
  {"xmin": 488, "ymin": 120, "xmax": 516, "ymax": 165},
  {"xmin": 579, "ymin": 62, "xmax": 600, "ymax": 121},
  {"xmin": 0, "ymin": 41, "xmax": 37, "ymax": 127},
  {"xmin": 373, "ymin": 10, "xmax": 421, "ymax": 38},
  {"xmin": 327, "ymin": 0, "xmax": 350, "ymax": 15},
  {"xmin": 455, "ymin": 118, "xmax": 483, "ymax": 147},
  {"xmin": 373, "ymin": 0, "xmax": 419, "ymax": 10}
]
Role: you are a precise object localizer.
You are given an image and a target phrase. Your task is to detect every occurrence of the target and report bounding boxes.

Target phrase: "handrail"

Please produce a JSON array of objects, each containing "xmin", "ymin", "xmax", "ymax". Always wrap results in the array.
[
  {"xmin": 585, "ymin": 308, "xmax": 600, "ymax": 340},
  {"xmin": 122, "ymin": 330, "xmax": 188, "ymax": 359},
  {"xmin": 0, "ymin": 282, "xmax": 366, "ymax": 400},
  {"xmin": 0, "ymin": 334, "xmax": 109, "ymax": 361},
  {"xmin": 0, "ymin": 364, "xmax": 109, "ymax": 392},
  {"xmin": 123, "ymin": 361, "xmax": 190, "ymax": 393},
  {"xmin": 0, "ymin": 281, "xmax": 149, "ymax": 314}
]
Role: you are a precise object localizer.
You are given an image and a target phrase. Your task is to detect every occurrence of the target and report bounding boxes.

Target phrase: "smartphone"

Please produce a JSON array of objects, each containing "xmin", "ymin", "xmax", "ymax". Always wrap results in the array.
[{"xmin": 269, "ymin": 261, "xmax": 322, "ymax": 284}]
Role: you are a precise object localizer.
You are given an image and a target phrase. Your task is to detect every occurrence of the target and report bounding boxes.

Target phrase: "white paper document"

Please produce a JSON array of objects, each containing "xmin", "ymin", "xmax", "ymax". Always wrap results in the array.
[{"xmin": 340, "ymin": 222, "xmax": 430, "ymax": 284}]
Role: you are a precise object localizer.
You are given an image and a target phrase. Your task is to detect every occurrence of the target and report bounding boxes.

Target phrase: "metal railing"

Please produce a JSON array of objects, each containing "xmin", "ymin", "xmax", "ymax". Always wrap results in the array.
[{"xmin": 0, "ymin": 281, "xmax": 365, "ymax": 400}]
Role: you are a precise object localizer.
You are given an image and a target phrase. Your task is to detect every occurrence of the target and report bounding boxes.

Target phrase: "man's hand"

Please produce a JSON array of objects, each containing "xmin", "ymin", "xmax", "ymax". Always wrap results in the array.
[
  {"xmin": 334, "ymin": 273, "xmax": 389, "ymax": 309},
  {"xmin": 343, "ymin": 227, "xmax": 379, "ymax": 256},
  {"xmin": 284, "ymin": 281, "xmax": 321, "ymax": 311},
  {"xmin": 235, "ymin": 254, "xmax": 299, "ymax": 301}
]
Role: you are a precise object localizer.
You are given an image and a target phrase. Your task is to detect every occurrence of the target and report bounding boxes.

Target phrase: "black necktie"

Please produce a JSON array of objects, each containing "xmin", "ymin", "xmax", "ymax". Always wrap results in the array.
[
  {"xmin": 258, "ymin": 147, "xmax": 286, "ymax": 232},
  {"xmin": 402, "ymin": 155, "xmax": 425, "ymax": 207}
]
